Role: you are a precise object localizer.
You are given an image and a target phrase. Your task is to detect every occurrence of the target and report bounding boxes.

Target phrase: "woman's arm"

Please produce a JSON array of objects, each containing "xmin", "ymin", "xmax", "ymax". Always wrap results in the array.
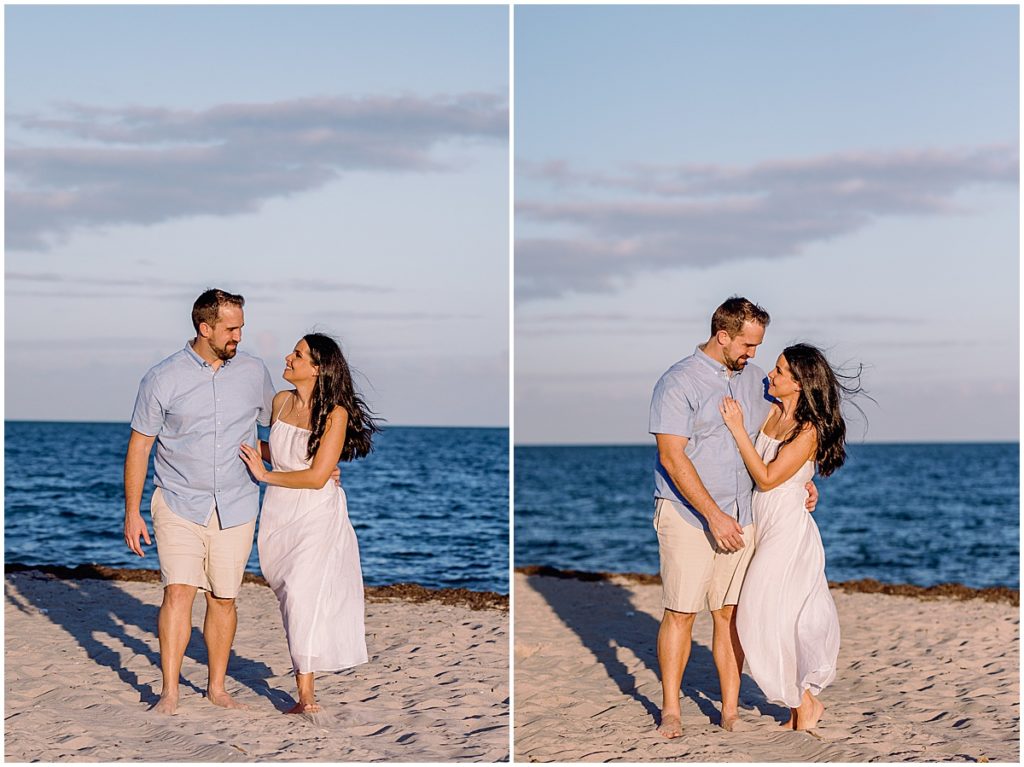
[
  {"xmin": 240, "ymin": 406, "xmax": 348, "ymax": 489},
  {"xmin": 719, "ymin": 398, "xmax": 816, "ymax": 491}
]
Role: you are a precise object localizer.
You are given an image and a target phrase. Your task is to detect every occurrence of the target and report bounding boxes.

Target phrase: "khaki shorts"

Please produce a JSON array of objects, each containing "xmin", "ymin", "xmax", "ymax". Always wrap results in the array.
[
  {"xmin": 654, "ymin": 498, "xmax": 756, "ymax": 613},
  {"xmin": 151, "ymin": 488, "xmax": 256, "ymax": 599}
]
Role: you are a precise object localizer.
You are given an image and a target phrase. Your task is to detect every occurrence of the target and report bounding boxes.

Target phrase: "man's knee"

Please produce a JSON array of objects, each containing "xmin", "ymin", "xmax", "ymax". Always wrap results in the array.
[
  {"xmin": 204, "ymin": 592, "xmax": 236, "ymax": 611},
  {"xmin": 162, "ymin": 583, "xmax": 198, "ymax": 610},
  {"xmin": 663, "ymin": 608, "xmax": 697, "ymax": 628},
  {"xmin": 711, "ymin": 604, "xmax": 736, "ymax": 623}
]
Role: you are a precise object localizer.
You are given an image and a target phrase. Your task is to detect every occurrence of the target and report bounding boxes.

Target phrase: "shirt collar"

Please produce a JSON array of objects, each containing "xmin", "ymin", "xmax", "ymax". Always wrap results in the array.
[
  {"xmin": 183, "ymin": 340, "xmax": 233, "ymax": 369},
  {"xmin": 694, "ymin": 344, "xmax": 745, "ymax": 378}
]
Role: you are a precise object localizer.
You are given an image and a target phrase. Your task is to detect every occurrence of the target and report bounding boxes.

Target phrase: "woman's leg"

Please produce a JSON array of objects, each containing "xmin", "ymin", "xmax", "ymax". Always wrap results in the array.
[
  {"xmin": 794, "ymin": 689, "xmax": 824, "ymax": 730},
  {"xmin": 286, "ymin": 672, "xmax": 321, "ymax": 713}
]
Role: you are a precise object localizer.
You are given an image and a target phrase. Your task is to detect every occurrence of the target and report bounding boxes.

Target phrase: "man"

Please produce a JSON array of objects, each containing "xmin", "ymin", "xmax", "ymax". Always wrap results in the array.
[
  {"xmin": 123, "ymin": 288, "xmax": 276, "ymax": 715},
  {"xmin": 649, "ymin": 296, "xmax": 817, "ymax": 737}
]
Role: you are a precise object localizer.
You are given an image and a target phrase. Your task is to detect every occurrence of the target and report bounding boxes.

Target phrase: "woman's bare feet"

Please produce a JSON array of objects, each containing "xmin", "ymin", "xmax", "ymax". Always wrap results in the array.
[
  {"xmin": 287, "ymin": 672, "xmax": 320, "ymax": 715},
  {"xmin": 780, "ymin": 709, "xmax": 797, "ymax": 729},
  {"xmin": 657, "ymin": 713, "xmax": 682, "ymax": 738},
  {"xmin": 286, "ymin": 701, "xmax": 322, "ymax": 714},
  {"xmin": 795, "ymin": 691, "xmax": 825, "ymax": 731}
]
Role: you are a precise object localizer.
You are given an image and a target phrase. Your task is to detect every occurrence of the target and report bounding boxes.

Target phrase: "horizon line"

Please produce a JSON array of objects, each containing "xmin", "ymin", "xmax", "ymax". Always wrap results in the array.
[
  {"xmin": 515, "ymin": 438, "xmax": 1019, "ymax": 448},
  {"xmin": 4, "ymin": 418, "xmax": 508, "ymax": 430}
]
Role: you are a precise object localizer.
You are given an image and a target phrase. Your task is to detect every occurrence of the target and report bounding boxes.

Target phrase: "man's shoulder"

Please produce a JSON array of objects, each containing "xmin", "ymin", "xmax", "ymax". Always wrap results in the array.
[
  {"xmin": 233, "ymin": 350, "xmax": 268, "ymax": 367},
  {"xmin": 142, "ymin": 348, "xmax": 191, "ymax": 379},
  {"xmin": 656, "ymin": 353, "xmax": 703, "ymax": 385},
  {"xmin": 741, "ymin": 362, "xmax": 765, "ymax": 391},
  {"xmin": 222, "ymin": 350, "xmax": 270, "ymax": 377},
  {"xmin": 740, "ymin": 361, "xmax": 768, "ymax": 384}
]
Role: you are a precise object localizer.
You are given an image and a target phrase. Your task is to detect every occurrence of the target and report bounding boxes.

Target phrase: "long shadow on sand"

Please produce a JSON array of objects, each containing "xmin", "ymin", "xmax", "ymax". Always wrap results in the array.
[
  {"xmin": 526, "ymin": 572, "xmax": 789, "ymax": 727},
  {"xmin": 5, "ymin": 569, "xmax": 281, "ymax": 708}
]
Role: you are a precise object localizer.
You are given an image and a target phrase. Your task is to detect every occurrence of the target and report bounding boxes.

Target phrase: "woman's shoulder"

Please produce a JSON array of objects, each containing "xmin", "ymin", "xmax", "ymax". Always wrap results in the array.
[
  {"xmin": 761, "ymin": 402, "xmax": 782, "ymax": 429},
  {"xmin": 270, "ymin": 389, "xmax": 294, "ymax": 420}
]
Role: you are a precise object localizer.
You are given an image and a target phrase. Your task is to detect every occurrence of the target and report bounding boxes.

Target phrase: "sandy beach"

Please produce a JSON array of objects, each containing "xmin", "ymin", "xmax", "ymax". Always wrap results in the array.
[
  {"xmin": 5, "ymin": 567, "xmax": 508, "ymax": 762},
  {"xmin": 514, "ymin": 569, "xmax": 1018, "ymax": 763}
]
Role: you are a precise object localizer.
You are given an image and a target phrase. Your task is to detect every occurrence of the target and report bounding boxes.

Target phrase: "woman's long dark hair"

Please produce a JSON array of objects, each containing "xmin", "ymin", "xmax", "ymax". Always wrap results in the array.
[
  {"xmin": 778, "ymin": 343, "xmax": 866, "ymax": 477},
  {"xmin": 303, "ymin": 332, "xmax": 382, "ymax": 462}
]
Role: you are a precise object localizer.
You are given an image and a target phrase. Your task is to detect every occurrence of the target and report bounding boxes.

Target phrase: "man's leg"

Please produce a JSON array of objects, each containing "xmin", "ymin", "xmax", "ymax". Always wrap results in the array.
[
  {"xmin": 203, "ymin": 592, "xmax": 249, "ymax": 709},
  {"xmin": 202, "ymin": 509, "xmax": 255, "ymax": 709},
  {"xmin": 711, "ymin": 603, "xmax": 744, "ymax": 730},
  {"xmin": 154, "ymin": 583, "xmax": 198, "ymax": 714},
  {"xmin": 656, "ymin": 608, "xmax": 696, "ymax": 738}
]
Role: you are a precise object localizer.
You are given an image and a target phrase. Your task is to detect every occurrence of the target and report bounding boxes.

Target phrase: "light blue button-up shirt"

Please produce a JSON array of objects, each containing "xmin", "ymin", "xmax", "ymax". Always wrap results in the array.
[
  {"xmin": 130, "ymin": 341, "xmax": 276, "ymax": 528},
  {"xmin": 650, "ymin": 346, "xmax": 773, "ymax": 531}
]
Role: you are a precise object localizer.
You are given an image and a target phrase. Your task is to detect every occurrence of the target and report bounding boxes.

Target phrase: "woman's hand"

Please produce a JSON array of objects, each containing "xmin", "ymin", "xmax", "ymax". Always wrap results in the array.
[
  {"xmin": 239, "ymin": 443, "xmax": 268, "ymax": 483},
  {"xmin": 719, "ymin": 396, "xmax": 745, "ymax": 433}
]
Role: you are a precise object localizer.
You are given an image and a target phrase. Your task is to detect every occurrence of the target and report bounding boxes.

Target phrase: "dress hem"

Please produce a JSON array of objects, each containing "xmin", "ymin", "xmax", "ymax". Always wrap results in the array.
[{"xmin": 293, "ymin": 658, "xmax": 369, "ymax": 675}]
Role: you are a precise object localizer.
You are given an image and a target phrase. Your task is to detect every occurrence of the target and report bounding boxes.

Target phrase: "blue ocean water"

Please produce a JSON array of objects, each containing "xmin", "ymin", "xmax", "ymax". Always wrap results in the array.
[
  {"xmin": 515, "ymin": 443, "xmax": 1019, "ymax": 590},
  {"xmin": 5, "ymin": 422, "xmax": 509, "ymax": 594}
]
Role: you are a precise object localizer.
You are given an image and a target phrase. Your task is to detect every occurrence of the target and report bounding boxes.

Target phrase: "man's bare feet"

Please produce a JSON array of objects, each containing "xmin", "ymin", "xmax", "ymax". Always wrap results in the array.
[
  {"xmin": 286, "ymin": 701, "xmax": 322, "ymax": 714},
  {"xmin": 151, "ymin": 692, "xmax": 179, "ymax": 715},
  {"xmin": 657, "ymin": 713, "xmax": 682, "ymax": 738},
  {"xmin": 721, "ymin": 714, "xmax": 747, "ymax": 732},
  {"xmin": 206, "ymin": 690, "xmax": 251, "ymax": 710},
  {"xmin": 795, "ymin": 694, "xmax": 825, "ymax": 731}
]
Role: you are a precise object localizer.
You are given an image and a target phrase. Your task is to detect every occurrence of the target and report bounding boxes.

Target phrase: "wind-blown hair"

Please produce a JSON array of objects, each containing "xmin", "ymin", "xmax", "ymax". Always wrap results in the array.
[
  {"xmin": 779, "ymin": 343, "xmax": 866, "ymax": 477},
  {"xmin": 303, "ymin": 333, "xmax": 381, "ymax": 462}
]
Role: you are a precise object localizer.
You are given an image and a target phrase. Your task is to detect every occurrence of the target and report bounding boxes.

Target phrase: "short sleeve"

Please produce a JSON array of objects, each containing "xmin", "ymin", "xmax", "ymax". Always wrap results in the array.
[
  {"xmin": 129, "ymin": 369, "xmax": 164, "ymax": 436},
  {"xmin": 649, "ymin": 372, "xmax": 695, "ymax": 438},
  {"xmin": 257, "ymin": 362, "xmax": 276, "ymax": 427}
]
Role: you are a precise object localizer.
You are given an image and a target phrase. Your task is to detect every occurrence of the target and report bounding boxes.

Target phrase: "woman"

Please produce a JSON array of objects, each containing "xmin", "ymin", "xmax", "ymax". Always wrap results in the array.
[
  {"xmin": 240, "ymin": 332, "xmax": 380, "ymax": 714},
  {"xmin": 718, "ymin": 343, "xmax": 856, "ymax": 731}
]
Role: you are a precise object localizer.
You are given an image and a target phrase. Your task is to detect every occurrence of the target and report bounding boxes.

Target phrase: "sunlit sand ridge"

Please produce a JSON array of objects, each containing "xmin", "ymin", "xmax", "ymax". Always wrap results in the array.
[
  {"xmin": 5, "ymin": 570, "xmax": 508, "ymax": 762},
  {"xmin": 514, "ymin": 570, "xmax": 1017, "ymax": 763}
]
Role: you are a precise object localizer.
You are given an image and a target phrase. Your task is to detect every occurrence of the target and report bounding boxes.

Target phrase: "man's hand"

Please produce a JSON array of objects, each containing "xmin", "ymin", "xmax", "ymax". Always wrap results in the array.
[
  {"xmin": 805, "ymin": 480, "xmax": 819, "ymax": 513},
  {"xmin": 330, "ymin": 466, "xmax": 341, "ymax": 487},
  {"xmin": 707, "ymin": 511, "xmax": 745, "ymax": 552},
  {"xmin": 124, "ymin": 512, "xmax": 151, "ymax": 557}
]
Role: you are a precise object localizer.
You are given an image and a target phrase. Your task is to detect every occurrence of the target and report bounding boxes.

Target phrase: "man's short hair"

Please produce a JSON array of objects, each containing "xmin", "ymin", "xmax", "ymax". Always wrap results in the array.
[
  {"xmin": 710, "ymin": 297, "xmax": 770, "ymax": 338},
  {"xmin": 192, "ymin": 289, "xmax": 245, "ymax": 332}
]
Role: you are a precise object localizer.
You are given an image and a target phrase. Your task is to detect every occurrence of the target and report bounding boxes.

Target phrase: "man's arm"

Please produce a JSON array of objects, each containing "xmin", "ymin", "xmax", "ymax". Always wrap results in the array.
[
  {"xmin": 124, "ymin": 429, "xmax": 156, "ymax": 557},
  {"xmin": 655, "ymin": 433, "xmax": 745, "ymax": 552}
]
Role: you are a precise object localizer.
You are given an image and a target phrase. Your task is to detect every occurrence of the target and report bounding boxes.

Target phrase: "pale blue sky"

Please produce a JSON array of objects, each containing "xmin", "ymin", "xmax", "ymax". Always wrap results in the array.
[
  {"xmin": 6, "ymin": 5, "xmax": 509, "ymax": 426},
  {"xmin": 515, "ymin": 4, "xmax": 1019, "ymax": 444}
]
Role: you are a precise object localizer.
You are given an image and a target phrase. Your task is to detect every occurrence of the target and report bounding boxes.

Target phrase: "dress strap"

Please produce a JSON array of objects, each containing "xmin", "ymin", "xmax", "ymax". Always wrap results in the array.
[
  {"xmin": 272, "ymin": 391, "xmax": 296, "ymax": 423},
  {"xmin": 759, "ymin": 404, "xmax": 778, "ymax": 435}
]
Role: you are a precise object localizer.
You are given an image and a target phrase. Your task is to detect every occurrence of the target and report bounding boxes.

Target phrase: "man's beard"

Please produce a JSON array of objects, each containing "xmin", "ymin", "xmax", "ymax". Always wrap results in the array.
[
  {"xmin": 211, "ymin": 341, "xmax": 238, "ymax": 361},
  {"xmin": 722, "ymin": 350, "xmax": 746, "ymax": 372}
]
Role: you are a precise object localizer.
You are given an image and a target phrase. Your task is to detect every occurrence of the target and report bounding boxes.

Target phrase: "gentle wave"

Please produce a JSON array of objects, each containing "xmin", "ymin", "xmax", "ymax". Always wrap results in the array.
[
  {"xmin": 5, "ymin": 422, "xmax": 509, "ymax": 594},
  {"xmin": 515, "ymin": 442, "xmax": 1019, "ymax": 590}
]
